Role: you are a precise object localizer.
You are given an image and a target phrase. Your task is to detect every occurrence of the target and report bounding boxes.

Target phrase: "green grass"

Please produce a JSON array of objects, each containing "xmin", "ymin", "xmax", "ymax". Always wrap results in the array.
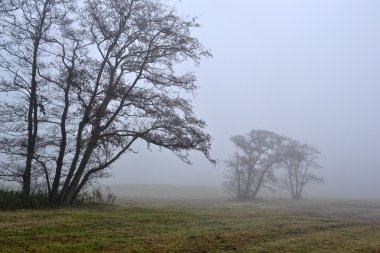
[{"xmin": 0, "ymin": 200, "xmax": 380, "ymax": 252}]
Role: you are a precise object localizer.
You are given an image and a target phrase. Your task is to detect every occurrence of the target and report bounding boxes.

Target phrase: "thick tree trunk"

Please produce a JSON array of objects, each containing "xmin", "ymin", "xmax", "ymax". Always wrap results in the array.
[
  {"xmin": 62, "ymin": 140, "xmax": 97, "ymax": 205},
  {"xmin": 62, "ymin": 122, "xmax": 102, "ymax": 204}
]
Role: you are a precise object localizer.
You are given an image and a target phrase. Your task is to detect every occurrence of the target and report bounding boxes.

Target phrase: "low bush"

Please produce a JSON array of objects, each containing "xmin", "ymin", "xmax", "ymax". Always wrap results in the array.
[
  {"xmin": 0, "ymin": 185, "xmax": 117, "ymax": 210},
  {"xmin": 0, "ymin": 188, "xmax": 49, "ymax": 210}
]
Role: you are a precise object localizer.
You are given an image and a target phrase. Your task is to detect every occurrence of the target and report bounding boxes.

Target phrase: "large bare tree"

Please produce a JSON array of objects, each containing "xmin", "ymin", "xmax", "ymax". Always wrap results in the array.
[
  {"xmin": 0, "ymin": 0, "xmax": 214, "ymax": 204},
  {"xmin": 224, "ymin": 130, "xmax": 288, "ymax": 200},
  {"xmin": 281, "ymin": 141, "xmax": 323, "ymax": 200}
]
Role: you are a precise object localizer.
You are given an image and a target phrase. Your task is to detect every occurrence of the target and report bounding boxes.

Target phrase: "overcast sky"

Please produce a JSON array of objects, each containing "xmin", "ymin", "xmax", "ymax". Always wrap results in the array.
[{"xmin": 105, "ymin": 0, "xmax": 380, "ymax": 199}]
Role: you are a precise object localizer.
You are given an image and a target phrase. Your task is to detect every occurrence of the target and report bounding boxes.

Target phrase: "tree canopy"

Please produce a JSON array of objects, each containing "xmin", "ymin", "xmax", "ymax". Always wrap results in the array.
[
  {"xmin": 0, "ymin": 0, "xmax": 213, "ymax": 204},
  {"xmin": 224, "ymin": 129, "xmax": 322, "ymax": 200}
]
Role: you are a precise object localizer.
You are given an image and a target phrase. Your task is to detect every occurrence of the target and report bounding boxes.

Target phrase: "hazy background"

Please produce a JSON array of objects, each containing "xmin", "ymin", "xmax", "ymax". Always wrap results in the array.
[{"xmin": 101, "ymin": 0, "xmax": 380, "ymax": 199}]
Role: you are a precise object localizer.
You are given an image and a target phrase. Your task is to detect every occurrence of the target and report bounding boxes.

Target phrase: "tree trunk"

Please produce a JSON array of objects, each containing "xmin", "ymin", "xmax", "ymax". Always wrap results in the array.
[
  {"xmin": 49, "ymin": 71, "xmax": 72, "ymax": 203},
  {"xmin": 23, "ymin": 46, "xmax": 39, "ymax": 196},
  {"xmin": 22, "ymin": 0, "xmax": 50, "ymax": 197}
]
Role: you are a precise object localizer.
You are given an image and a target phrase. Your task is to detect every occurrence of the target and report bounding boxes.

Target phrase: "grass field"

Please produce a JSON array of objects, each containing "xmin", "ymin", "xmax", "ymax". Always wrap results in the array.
[{"xmin": 1, "ymin": 186, "xmax": 380, "ymax": 252}]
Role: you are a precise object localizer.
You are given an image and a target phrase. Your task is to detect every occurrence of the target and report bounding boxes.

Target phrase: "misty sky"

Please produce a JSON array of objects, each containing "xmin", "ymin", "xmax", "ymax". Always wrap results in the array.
[{"xmin": 102, "ymin": 1, "xmax": 379, "ymax": 198}]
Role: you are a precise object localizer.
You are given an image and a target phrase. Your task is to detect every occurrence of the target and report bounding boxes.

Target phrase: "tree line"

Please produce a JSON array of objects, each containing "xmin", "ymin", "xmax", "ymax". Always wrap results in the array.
[
  {"xmin": 224, "ymin": 129, "xmax": 322, "ymax": 200},
  {"xmin": 0, "ymin": 0, "xmax": 213, "ymax": 205}
]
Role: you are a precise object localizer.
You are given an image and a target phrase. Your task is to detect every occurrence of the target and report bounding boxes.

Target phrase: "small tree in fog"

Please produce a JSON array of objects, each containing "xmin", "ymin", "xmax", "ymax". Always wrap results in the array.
[
  {"xmin": 281, "ymin": 141, "xmax": 323, "ymax": 200},
  {"xmin": 224, "ymin": 130, "xmax": 288, "ymax": 200}
]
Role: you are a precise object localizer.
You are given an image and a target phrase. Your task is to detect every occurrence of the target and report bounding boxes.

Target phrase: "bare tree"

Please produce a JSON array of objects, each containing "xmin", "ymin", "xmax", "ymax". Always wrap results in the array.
[
  {"xmin": 281, "ymin": 141, "xmax": 323, "ymax": 200},
  {"xmin": 0, "ymin": 0, "xmax": 214, "ymax": 204},
  {"xmin": 0, "ymin": 0, "xmax": 74, "ymax": 196},
  {"xmin": 224, "ymin": 130, "xmax": 288, "ymax": 200}
]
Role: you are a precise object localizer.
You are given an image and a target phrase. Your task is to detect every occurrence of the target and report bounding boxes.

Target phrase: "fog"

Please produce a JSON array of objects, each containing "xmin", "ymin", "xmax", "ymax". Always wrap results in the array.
[
  {"xmin": 101, "ymin": 0, "xmax": 380, "ymax": 200},
  {"xmin": 1, "ymin": 0, "xmax": 378, "ymax": 200}
]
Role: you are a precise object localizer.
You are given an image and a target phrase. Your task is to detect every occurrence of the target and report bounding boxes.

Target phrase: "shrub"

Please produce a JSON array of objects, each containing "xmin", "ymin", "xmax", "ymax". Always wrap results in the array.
[
  {"xmin": 0, "ymin": 188, "xmax": 49, "ymax": 210},
  {"xmin": 0, "ymin": 185, "xmax": 116, "ymax": 210}
]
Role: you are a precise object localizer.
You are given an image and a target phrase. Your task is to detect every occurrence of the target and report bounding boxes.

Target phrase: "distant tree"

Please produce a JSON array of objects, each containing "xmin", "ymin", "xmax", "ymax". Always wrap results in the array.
[
  {"xmin": 281, "ymin": 141, "xmax": 323, "ymax": 200},
  {"xmin": 0, "ymin": 0, "xmax": 214, "ymax": 205},
  {"xmin": 224, "ymin": 130, "xmax": 288, "ymax": 200}
]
